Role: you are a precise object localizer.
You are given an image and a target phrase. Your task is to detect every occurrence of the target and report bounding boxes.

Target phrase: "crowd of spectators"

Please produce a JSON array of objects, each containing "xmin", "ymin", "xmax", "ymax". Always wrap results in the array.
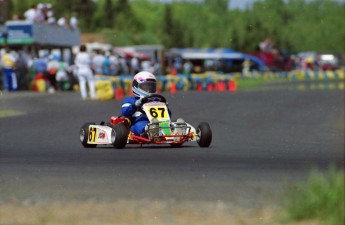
[
  {"xmin": 11, "ymin": 3, "xmax": 78, "ymax": 30},
  {"xmin": 0, "ymin": 46, "xmax": 163, "ymax": 94},
  {"xmin": 0, "ymin": 48, "xmax": 75, "ymax": 92}
]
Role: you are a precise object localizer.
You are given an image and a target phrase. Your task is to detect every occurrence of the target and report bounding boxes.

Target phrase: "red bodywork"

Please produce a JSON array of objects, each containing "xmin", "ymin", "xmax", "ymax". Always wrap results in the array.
[{"xmin": 110, "ymin": 116, "xmax": 194, "ymax": 145}]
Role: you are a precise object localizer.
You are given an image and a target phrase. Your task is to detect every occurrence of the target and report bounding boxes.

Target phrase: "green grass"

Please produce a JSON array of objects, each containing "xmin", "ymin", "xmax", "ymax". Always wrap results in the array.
[
  {"xmin": 235, "ymin": 77, "xmax": 283, "ymax": 91},
  {"xmin": 284, "ymin": 166, "xmax": 345, "ymax": 225},
  {"xmin": 0, "ymin": 109, "xmax": 24, "ymax": 118}
]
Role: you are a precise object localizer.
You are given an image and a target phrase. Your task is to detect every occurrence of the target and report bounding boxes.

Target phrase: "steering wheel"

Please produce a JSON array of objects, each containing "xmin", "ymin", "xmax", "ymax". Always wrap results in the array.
[{"xmin": 140, "ymin": 94, "xmax": 167, "ymax": 105}]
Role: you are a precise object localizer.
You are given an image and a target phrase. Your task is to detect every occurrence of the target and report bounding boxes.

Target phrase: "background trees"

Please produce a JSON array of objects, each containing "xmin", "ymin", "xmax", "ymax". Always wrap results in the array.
[{"xmin": 7, "ymin": 0, "xmax": 345, "ymax": 52}]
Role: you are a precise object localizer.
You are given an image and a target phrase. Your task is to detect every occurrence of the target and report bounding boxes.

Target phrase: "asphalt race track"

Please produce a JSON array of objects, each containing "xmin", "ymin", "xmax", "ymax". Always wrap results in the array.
[{"xmin": 0, "ymin": 84, "xmax": 344, "ymax": 208}]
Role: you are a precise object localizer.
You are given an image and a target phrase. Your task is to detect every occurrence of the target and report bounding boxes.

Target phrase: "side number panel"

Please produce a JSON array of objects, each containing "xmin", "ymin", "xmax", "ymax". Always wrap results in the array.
[{"xmin": 88, "ymin": 126, "xmax": 98, "ymax": 143}]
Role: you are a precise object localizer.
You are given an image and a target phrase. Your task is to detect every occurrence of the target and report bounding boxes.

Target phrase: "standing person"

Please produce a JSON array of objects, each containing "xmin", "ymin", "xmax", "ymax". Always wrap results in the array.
[
  {"xmin": 119, "ymin": 56, "xmax": 129, "ymax": 75},
  {"xmin": 109, "ymin": 52, "xmax": 119, "ymax": 76},
  {"xmin": 1, "ymin": 49, "xmax": 17, "ymax": 91},
  {"xmin": 92, "ymin": 50, "xmax": 105, "ymax": 75},
  {"xmin": 69, "ymin": 13, "xmax": 78, "ymax": 30},
  {"xmin": 47, "ymin": 55, "xmax": 59, "ymax": 91},
  {"xmin": 56, "ymin": 58, "xmax": 70, "ymax": 91},
  {"xmin": 183, "ymin": 60, "xmax": 193, "ymax": 75},
  {"xmin": 24, "ymin": 5, "xmax": 37, "ymax": 22},
  {"xmin": 15, "ymin": 51, "xmax": 29, "ymax": 90},
  {"xmin": 74, "ymin": 45, "xmax": 96, "ymax": 100},
  {"xmin": 130, "ymin": 57, "xmax": 139, "ymax": 75},
  {"xmin": 102, "ymin": 52, "xmax": 111, "ymax": 75}
]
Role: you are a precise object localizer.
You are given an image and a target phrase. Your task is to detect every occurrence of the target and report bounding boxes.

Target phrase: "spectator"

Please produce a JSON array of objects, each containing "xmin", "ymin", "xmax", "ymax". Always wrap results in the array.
[
  {"xmin": 92, "ymin": 50, "xmax": 105, "ymax": 75},
  {"xmin": 15, "ymin": 51, "xmax": 29, "ymax": 90},
  {"xmin": 259, "ymin": 38, "xmax": 274, "ymax": 53},
  {"xmin": 102, "ymin": 52, "xmax": 111, "ymax": 75},
  {"xmin": 1, "ymin": 49, "xmax": 17, "ymax": 91},
  {"xmin": 130, "ymin": 57, "xmax": 140, "ymax": 75},
  {"xmin": 183, "ymin": 60, "xmax": 193, "ymax": 74},
  {"xmin": 119, "ymin": 56, "xmax": 129, "ymax": 75},
  {"xmin": 69, "ymin": 13, "xmax": 78, "ymax": 30},
  {"xmin": 55, "ymin": 57, "xmax": 70, "ymax": 91},
  {"xmin": 153, "ymin": 61, "xmax": 161, "ymax": 75},
  {"xmin": 35, "ymin": 3, "xmax": 45, "ymax": 23},
  {"xmin": 47, "ymin": 11, "xmax": 56, "ymax": 25},
  {"xmin": 141, "ymin": 60, "xmax": 151, "ymax": 73},
  {"xmin": 34, "ymin": 55, "xmax": 48, "ymax": 77},
  {"xmin": 24, "ymin": 5, "xmax": 37, "ymax": 22},
  {"xmin": 242, "ymin": 58, "xmax": 251, "ymax": 77},
  {"xmin": 173, "ymin": 57, "xmax": 182, "ymax": 73},
  {"xmin": 74, "ymin": 45, "xmax": 97, "ymax": 100},
  {"xmin": 109, "ymin": 52, "xmax": 119, "ymax": 75},
  {"xmin": 47, "ymin": 55, "xmax": 60, "ymax": 91},
  {"xmin": 57, "ymin": 17, "xmax": 67, "ymax": 27}
]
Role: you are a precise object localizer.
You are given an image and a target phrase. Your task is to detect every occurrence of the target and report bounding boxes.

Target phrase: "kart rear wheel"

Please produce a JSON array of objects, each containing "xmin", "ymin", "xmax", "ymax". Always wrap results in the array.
[
  {"xmin": 197, "ymin": 122, "xmax": 212, "ymax": 148},
  {"xmin": 113, "ymin": 123, "xmax": 128, "ymax": 149},
  {"xmin": 80, "ymin": 122, "xmax": 97, "ymax": 148}
]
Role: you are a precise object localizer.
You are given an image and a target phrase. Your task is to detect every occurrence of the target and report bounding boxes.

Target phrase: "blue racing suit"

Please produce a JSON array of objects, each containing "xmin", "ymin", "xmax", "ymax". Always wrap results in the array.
[{"xmin": 121, "ymin": 96, "xmax": 171, "ymax": 136}]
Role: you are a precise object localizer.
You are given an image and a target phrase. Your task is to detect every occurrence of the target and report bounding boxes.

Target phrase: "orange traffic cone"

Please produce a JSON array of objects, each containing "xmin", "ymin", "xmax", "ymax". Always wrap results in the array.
[
  {"xmin": 218, "ymin": 81, "xmax": 226, "ymax": 92},
  {"xmin": 115, "ymin": 87, "xmax": 125, "ymax": 100},
  {"xmin": 197, "ymin": 83, "xmax": 203, "ymax": 92},
  {"xmin": 170, "ymin": 82, "xmax": 177, "ymax": 94},
  {"xmin": 207, "ymin": 83, "xmax": 213, "ymax": 92},
  {"xmin": 228, "ymin": 80, "xmax": 237, "ymax": 92}
]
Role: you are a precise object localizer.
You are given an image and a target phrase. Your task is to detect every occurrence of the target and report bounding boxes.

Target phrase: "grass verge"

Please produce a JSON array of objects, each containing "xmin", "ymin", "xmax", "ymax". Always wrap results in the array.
[
  {"xmin": 0, "ymin": 109, "xmax": 24, "ymax": 118},
  {"xmin": 235, "ymin": 77, "xmax": 283, "ymax": 91},
  {"xmin": 283, "ymin": 166, "xmax": 344, "ymax": 225}
]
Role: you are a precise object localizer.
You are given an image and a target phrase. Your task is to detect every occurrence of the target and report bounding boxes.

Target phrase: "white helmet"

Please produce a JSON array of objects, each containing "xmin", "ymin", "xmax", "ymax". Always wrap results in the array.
[{"xmin": 132, "ymin": 71, "xmax": 157, "ymax": 98}]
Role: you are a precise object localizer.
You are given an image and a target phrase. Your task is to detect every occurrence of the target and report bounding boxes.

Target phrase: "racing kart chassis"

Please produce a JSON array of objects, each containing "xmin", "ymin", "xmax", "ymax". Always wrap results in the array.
[{"xmin": 80, "ymin": 94, "xmax": 212, "ymax": 149}]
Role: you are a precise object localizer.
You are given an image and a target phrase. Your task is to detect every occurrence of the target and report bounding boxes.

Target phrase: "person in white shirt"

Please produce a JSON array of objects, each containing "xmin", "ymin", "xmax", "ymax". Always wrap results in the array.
[
  {"xmin": 47, "ymin": 11, "xmax": 56, "ymax": 25},
  {"xmin": 57, "ymin": 17, "xmax": 66, "ymax": 27},
  {"xmin": 92, "ymin": 50, "xmax": 105, "ymax": 75},
  {"xmin": 109, "ymin": 52, "xmax": 119, "ymax": 75},
  {"xmin": 130, "ymin": 57, "xmax": 139, "ymax": 75},
  {"xmin": 24, "ymin": 5, "xmax": 37, "ymax": 22},
  {"xmin": 74, "ymin": 45, "xmax": 97, "ymax": 100},
  {"xmin": 35, "ymin": 3, "xmax": 45, "ymax": 23},
  {"xmin": 69, "ymin": 13, "xmax": 78, "ymax": 30}
]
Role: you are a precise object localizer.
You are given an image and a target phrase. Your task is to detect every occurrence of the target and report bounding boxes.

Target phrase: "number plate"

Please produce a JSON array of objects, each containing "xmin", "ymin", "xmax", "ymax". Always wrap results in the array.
[
  {"xmin": 87, "ymin": 125, "xmax": 113, "ymax": 144},
  {"xmin": 143, "ymin": 102, "xmax": 170, "ymax": 122}
]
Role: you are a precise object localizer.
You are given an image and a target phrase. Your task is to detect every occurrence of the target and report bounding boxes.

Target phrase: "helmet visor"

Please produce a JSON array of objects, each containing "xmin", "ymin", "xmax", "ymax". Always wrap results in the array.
[{"xmin": 139, "ymin": 80, "xmax": 156, "ymax": 94}]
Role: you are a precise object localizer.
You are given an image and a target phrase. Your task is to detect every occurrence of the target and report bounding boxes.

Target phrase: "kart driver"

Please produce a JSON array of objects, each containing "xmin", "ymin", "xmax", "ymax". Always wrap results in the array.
[{"xmin": 121, "ymin": 71, "xmax": 171, "ymax": 136}]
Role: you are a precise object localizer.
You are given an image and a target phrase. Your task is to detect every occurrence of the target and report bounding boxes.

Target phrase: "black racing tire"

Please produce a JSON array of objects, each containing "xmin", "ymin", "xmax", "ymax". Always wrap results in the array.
[
  {"xmin": 113, "ymin": 123, "xmax": 128, "ymax": 149},
  {"xmin": 80, "ymin": 122, "xmax": 97, "ymax": 148},
  {"xmin": 197, "ymin": 122, "xmax": 212, "ymax": 148}
]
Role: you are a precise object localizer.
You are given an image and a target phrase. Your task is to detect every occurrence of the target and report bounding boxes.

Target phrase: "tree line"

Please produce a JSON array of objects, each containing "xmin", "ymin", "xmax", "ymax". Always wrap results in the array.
[{"xmin": 7, "ymin": 0, "xmax": 345, "ymax": 52}]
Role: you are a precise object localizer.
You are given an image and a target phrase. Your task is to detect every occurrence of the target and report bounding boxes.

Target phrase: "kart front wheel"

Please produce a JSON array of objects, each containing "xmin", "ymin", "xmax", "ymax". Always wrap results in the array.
[
  {"xmin": 80, "ymin": 122, "xmax": 97, "ymax": 148},
  {"xmin": 197, "ymin": 122, "xmax": 212, "ymax": 148},
  {"xmin": 113, "ymin": 123, "xmax": 128, "ymax": 149}
]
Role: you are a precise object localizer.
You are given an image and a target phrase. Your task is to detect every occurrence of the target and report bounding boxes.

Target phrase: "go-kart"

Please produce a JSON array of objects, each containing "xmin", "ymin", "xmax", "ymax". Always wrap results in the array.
[{"xmin": 79, "ymin": 94, "xmax": 212, "ymax": 149}]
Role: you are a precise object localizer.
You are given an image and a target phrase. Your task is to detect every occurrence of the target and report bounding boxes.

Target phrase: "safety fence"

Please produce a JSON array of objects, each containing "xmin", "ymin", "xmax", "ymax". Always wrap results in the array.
[{"xmin": 93, "ymin": 69, "xmax": 344, "ymax": 100}]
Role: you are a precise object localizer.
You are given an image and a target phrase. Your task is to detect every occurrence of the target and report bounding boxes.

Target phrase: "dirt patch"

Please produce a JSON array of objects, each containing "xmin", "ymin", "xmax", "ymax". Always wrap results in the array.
[{"xmin": 0, "ymin": 199, "xmax": 321, "ymax": 225}]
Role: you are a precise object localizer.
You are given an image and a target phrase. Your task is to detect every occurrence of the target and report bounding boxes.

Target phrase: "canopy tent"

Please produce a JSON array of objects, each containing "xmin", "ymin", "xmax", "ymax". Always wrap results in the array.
[
  {"xmin": 114, "ymin": 47, "xmax": 151, "ymax": 60},
  {"xmin": 173, "ymin": 48, "xmax": 266, "ymax": 70}
]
